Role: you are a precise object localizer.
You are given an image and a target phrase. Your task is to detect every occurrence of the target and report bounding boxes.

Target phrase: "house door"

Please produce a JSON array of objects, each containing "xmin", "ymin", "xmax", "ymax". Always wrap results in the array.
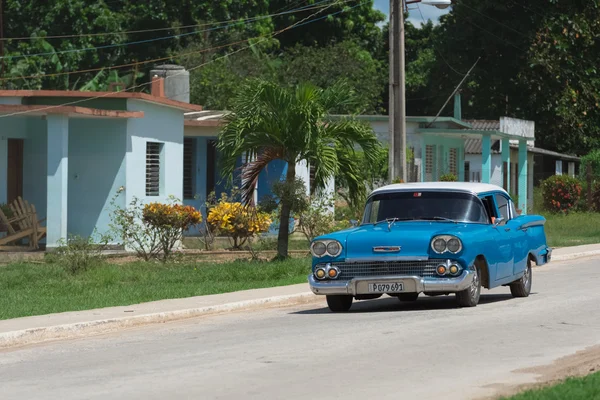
[{"xmin": 7, "ymin": 139, "xmax": 24, "ymax": 204}]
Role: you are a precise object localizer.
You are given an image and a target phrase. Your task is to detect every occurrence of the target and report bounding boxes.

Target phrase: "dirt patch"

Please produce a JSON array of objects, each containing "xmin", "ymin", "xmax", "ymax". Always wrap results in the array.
[{"xmin": 479, "ymin": 345, "xmax": 600, "ymax": 399}]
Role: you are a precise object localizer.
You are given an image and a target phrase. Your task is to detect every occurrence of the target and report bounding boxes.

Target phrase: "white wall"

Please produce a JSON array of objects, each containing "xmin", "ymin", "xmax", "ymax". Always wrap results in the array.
[{"xmin": 125, "ymin": 100, "xmax": 184, "ymax": 206}]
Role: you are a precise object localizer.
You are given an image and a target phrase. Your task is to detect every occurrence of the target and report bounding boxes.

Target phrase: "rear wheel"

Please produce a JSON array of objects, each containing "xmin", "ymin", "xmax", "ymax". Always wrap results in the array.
[
  {"xmin": 456, "ymin": 266, "xmax": 482, "ymax": 307},
  {"xmin": 397, "ymin": 293, "xmax": 419, "ymax": 302},
  {"xmin": 510, "ymin": 259, "xmax": 532, "ymax": 297},
  {"xmin": 326, "ymin": 295, "xmax": 353, "ymax": 312}
]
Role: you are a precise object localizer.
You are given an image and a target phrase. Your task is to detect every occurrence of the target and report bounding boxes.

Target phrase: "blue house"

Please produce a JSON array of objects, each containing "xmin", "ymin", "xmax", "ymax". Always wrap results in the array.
[{"xmin": 0, "ymin": 78, "xmax": 203, "ymax": 249}]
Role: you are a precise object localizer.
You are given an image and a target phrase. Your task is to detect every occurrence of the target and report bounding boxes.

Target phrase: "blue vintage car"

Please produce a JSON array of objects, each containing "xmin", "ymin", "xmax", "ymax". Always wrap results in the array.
[{"xmin": 308, "ymin": 182, "xmax": 552, "ymax": 312}]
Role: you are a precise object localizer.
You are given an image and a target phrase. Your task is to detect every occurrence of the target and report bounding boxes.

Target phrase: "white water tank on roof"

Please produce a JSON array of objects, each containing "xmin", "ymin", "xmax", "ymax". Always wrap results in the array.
[{"xmin": 150, "ymin": 64, "xmax": 190, "ymax": 103}]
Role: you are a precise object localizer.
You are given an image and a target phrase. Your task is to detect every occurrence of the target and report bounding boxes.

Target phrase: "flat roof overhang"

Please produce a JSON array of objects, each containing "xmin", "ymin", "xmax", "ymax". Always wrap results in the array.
[{"xmin": 0, "ymin": 104, "xmax": 144, "ymax": 119}]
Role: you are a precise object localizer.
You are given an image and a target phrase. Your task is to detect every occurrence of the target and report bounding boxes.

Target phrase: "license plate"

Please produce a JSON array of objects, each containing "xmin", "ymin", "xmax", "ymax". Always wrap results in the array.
[{"xmin": 368, "ymin": 282, "xmax": 404, "ymax": 293}]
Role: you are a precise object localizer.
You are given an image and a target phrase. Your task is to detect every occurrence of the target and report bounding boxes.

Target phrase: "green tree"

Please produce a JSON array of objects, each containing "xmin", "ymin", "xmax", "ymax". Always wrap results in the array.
[{"xmin": 217, "ymin": 80, "xmax": 382, "ymax": 259}]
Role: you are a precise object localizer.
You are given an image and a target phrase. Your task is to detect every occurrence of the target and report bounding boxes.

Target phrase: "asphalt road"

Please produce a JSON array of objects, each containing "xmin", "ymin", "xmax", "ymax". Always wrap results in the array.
[{"xmin": 2, "ymin": 257, "xmax": 600, "ymax": 400}]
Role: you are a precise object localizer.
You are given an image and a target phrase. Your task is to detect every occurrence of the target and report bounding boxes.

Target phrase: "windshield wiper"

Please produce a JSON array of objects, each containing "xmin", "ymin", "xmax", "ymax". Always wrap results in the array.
[
  {"xmin": 373, "ymin": 217, "xmax": 414, "ymax": 226},
  {"xmin": 416, "ymin": 216, "xmax": 457, "ymax": 223}
]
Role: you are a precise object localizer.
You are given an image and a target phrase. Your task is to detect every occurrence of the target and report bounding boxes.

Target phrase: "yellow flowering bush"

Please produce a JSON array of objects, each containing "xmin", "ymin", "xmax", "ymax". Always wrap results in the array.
[
  {"xmin": 141, "ymin": 202, "xmax": 202, "ymax": 261},
  {"xmin": 207, "ymin": 201, "xmax": 271, "ymax": 249},
  {"xmin": 143, "ymin": 203, "xmax": 202, "ymax": 229}
]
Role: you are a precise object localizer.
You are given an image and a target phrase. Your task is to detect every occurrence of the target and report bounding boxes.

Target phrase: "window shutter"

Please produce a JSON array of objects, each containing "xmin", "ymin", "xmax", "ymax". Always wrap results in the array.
[
  {"xmin": 146, "ymin": 142, "xmax": 161, "ymax": 196},
  {"xmin": 183, "ymin": 138, "xmax": 194, "ymax": 199}
]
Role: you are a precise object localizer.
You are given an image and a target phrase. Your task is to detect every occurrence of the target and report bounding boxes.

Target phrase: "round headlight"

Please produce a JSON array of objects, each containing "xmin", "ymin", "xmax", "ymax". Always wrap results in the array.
[
  {"xmin": 447, "ymin": 238, "xmax": 462, "ymax": 253},
  {"xmin": 433, "ymin": 238, "xmax": 447, "ymax": 253},
  {"xmin": 311, "ymin": 241, "xmax": 327, "ymax": 257},
  {"xmin": 315, "ymin": 268, "xmax": 327, "ymax": 279},
  {"xmin": 326, "ymin": 241, "xmax": 342, "ymax": 257}
]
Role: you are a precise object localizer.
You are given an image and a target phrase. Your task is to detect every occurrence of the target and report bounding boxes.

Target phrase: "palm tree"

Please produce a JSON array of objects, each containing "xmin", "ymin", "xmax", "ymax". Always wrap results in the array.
[{"xmin": 217, "ymin": 79, "xmax": 382, "ymax": 259}]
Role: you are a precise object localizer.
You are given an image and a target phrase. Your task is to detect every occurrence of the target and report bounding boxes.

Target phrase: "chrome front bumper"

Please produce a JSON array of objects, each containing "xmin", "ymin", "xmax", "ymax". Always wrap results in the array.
[{"xmin": 308, "ymin": 269, "xmax": 475, "ymax": 296}]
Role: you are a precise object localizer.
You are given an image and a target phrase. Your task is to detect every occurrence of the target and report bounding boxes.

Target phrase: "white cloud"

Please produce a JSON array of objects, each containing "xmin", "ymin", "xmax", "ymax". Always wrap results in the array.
[{"xmin": 374, "ymin": 0, "xmax": 450, "ymax": 26}]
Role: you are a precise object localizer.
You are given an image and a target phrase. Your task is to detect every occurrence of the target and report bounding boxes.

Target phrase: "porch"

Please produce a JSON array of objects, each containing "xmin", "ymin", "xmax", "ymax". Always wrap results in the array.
[
  {"xmin": 0, "ymin": 105, "xmax": 138, "ymax": 249},
  {"xmin": 416, "ymin": 116, "xmax": 535, "ymax": 213}
]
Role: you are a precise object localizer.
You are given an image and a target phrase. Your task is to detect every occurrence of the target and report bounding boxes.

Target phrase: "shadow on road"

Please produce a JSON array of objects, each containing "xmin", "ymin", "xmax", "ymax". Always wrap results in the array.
[{"xmin": 291, "ymin": 293, "xmax": 524, "ymax": 315}]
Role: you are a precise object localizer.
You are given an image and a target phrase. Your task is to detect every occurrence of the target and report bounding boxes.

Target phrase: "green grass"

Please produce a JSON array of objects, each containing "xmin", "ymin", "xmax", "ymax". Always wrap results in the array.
[
  {"xmin": 543, "ymin": 212, "xmax": 600, "ymax": 248},
  {"xmin": 501, "ymin": 371, "xmax": 600, "ymax": 400},
  {"xmin": 531, "ymin": 187, "xmax": 600, "ymax": 248},
  {"xmin": 0, "ymin": 258, "xmax": 311, "ymax": 320}
]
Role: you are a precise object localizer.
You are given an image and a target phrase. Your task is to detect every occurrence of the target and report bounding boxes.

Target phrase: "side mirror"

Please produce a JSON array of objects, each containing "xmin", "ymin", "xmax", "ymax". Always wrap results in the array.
[
  {"xmin": 350, "ymin": 219, "xmax": 358, "ymax": 227},
  {"xmin": 493, "ymin": 217, "xmax": 505, "ymax": 227}
]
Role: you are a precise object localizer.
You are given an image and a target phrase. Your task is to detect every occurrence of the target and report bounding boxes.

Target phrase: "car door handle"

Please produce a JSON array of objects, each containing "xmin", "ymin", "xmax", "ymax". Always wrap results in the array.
[{"xmin": 505, "ymin": 228, "xmax": 511, "ymax": 232}]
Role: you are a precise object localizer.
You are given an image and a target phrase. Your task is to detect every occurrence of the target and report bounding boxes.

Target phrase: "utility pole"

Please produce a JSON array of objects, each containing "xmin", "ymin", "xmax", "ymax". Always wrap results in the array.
[{"xmin": 388, "ymin": 0, "xmax": 407, "ymax": 183}]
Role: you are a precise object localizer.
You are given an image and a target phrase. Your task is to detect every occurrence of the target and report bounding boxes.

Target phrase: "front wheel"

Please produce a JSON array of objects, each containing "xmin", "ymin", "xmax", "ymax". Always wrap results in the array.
[
  {"xmin": 456, "ymin": 266, "xmax": 482, "ymax": 307},
  {"xmin": 326, "ymin": 295, "xmax": 353, "ymax": 312},
  {"xmin": 510, "ymin": 259, "xmax": 532, "ymax": 297}
]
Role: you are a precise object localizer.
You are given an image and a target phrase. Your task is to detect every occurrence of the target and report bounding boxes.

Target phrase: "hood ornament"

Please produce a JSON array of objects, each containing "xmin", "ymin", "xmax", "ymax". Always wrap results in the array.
[{"xmin": 373, "ymin": 246, "xmax": 401, "ymax": 253}]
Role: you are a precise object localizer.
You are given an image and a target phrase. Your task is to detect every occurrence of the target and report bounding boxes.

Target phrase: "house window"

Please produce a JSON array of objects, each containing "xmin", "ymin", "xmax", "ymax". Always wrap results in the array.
[
  {"xmin": 146, "ymin": 142, "xmax": 162, "ymax": 196},
  {"xmin": 425, "ymin": 145, "xmax": 434, "ymax": 174},
  {"xmin": 464, "ymin": 161, "xmax": 470, "ymax": 182},
  {"xmin": 449, "ymin": 148, "xmax": 458, "ymax": 176},
  {"xmin": 183, "ymin": 138, "xmax": 195, "ymax": 200}
]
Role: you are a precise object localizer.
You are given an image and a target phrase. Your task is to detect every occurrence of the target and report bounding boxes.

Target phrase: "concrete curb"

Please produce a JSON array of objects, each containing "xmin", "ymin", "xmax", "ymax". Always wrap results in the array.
[
  {"xmin": 551, "ymin": 250, "xmax": 600, "ymax": 262},
  {"xmin": 0, "ymin": 292, "xmax": 315, "ymax": 350}
]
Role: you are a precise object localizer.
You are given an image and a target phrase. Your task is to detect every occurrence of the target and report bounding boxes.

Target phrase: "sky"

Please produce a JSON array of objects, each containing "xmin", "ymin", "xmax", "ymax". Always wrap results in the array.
[{"xmin": 373, "ymin": 0, "xmax": 451, "ymax": 27}]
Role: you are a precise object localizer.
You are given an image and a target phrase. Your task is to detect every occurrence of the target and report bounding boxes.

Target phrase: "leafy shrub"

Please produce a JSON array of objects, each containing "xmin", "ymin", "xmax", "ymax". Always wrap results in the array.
[
  {"xmin": 207, "ymin": 195, "xmax": 272, "ymax": 249},
  {"xmin": 579, "ymin": 149, "xmax": 600, "ymax": 182},
  {"xmin": 143, "ymin": 202, "xmax": 202, "ymax": 259},
  {"xmin": 297, "ymin": 197, "xmax": 337, "ymax": 242},
  {"xmin": 50, "ymin": 233, "xmax": 110, "ymax": 274},
  {"xmin": 110, "ymin": 191, "xmax": 202, "ymax": 261},
  {"xmin": 541, "ymin": 175, "xmax": 582, "ymax": 213},
  {"xmin": 439, "ymin": 173, "xmax": 458, "ymax": 182}
]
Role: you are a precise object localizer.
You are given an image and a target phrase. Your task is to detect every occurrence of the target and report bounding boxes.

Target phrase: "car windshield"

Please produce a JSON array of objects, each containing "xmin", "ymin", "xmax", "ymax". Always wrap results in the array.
[{"xmin": 362, "ymin": 190, "xmax": 489, "ymax": 225}]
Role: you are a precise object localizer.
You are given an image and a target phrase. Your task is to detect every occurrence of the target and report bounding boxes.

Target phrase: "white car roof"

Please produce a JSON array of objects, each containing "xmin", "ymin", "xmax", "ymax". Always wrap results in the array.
[{"xmin": 371, "ymin": 182, "xmax": 510, "ymax": 197}]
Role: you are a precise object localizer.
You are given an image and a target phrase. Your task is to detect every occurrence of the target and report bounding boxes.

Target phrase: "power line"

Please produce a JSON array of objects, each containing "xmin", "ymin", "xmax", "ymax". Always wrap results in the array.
[
  {"xmin": 426, "ymin": 57, "xmax": 481, "ymax": 128},
  {"xmin": 457, "ymin": 2, "xmax": 524, "ymax": 36},
  {"xmin": 464, "ymin": 18, "xmax": 526, "ymax": 52},
  {"xmin": 0, "ymin": 0, "xmax": 365, "ymax": 119},
  {"xmin": 0, "ymin": 0, "xmax": 363, "ymax": 82},
  {"xmin": 415, "ymin": 4, "xmax": 466, "ymax": 76},
  {"xmin": 0, "ymin": 0, "xmax": 335, "ymax": 42},
  {"xmin": 0, "ymin": 1, "xmax": 351, "ymax": 60}
]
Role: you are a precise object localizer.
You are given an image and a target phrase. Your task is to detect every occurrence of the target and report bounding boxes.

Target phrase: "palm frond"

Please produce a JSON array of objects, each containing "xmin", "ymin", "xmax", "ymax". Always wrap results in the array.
[{"xmin": 240, "ymin": 147, "xmax": 285, "ymax": 205}]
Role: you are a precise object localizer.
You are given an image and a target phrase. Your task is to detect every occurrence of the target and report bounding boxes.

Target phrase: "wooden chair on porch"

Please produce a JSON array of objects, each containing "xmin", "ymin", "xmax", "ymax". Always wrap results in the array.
[{"xmin": 0, "ymin": 197, "xmax": 47, "ymax": 251}]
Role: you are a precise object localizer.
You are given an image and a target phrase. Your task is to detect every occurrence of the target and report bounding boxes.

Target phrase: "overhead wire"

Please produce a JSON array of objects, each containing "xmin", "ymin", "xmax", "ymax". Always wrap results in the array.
[
  {"xmin": 415, "ymin": 4, "xmax": 466, "ymax": 76},
  {"xmin": 0, "ymin": 0, "xmax": 354, "ymax": 60},
  {"xmin": 0, "ymin": 0, "xmax": 334, "ymax": 41},
  {"xmin": 0, "ymin": 0, "xmax": 356, "ymax": 82},
  {"xmin": 0, "ymin": 0, "xmax": 366, "ymax": 119}
]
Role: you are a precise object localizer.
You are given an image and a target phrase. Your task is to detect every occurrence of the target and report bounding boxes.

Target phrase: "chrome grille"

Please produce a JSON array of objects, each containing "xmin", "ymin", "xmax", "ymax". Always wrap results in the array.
[{"xmin": 326, "ymin": 261, "xmax": 439, "ymax": 281}]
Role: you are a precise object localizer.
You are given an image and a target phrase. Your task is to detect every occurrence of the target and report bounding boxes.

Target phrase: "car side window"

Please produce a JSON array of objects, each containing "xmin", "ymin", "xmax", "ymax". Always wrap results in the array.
[
  {"xmin": 509, "ymin": 200, "xmax": 518, "ymax": 217},
  {"xmin": 479, "ymin": 195, "xmax": 496, "ymax": 224},
  {"xmin": 494, "ymin": 194, "xmax": 510, "ymax": 223}
]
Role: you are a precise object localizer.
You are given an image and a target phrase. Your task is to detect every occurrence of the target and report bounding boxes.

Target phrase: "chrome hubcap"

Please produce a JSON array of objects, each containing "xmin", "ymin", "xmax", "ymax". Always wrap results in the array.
[
  {"xmin": 523, "ymin": 266, "xmax": 531, "ymax": 288},
  {"xmin": 470, "ymin": 269, "xmax": 480, "ymax": 299}
]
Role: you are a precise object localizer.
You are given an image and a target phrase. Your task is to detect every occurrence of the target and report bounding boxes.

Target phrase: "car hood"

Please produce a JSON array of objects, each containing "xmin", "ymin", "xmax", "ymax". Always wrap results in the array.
[{"xmin": 325, "ymin": 222, "xmax": 473, "ymax": 260}]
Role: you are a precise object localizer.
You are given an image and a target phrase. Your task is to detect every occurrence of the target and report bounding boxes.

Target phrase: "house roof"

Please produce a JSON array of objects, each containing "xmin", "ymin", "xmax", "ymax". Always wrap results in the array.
[
  {"xmin": 184, "ymin": 110, "xmax": 227, "ymax": 127},
  {"xmin": 0, "ymin": 90, "xmax": 204, "ymax": 112},
  {"xmin": 0, "ymin": 104, "xmax": 144, "ymax": 119},
  {"xmin": 463, "ymin": 119, "xmax": 500, "ymax": 131},
  {"xmin": 371, "ymin": 182, "xmax": 509, "ymax": 196},
  {"xmin": 509, "ymin": 144, "xmax": 580, "ymax": 161}
]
